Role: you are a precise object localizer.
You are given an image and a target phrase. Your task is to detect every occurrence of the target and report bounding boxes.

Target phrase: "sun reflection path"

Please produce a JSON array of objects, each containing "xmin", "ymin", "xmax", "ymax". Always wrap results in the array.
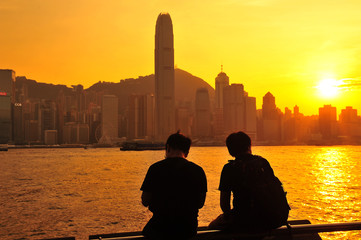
[{"xmin": 311, "ymin": 147, "xmax": 360, "ymax": 224}]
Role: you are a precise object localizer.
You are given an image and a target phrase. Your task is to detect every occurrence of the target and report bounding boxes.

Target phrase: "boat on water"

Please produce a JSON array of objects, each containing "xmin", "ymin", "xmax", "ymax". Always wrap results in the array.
[
  {"xmin": 0, "ymin": 145, "xmax": 8, "ymax": 151},
  {"xmin": 120, "ymin": 141, "xmax": 164, "ymax": 151}
]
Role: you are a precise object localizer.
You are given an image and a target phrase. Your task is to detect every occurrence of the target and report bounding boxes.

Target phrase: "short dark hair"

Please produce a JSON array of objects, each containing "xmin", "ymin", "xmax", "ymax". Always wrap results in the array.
[
  {"xmin": 226, "ymin": 131, "xmax": 251, "ymax": 157},
  {"xmin": 166, "ymin": 131, "xmax": 192, "ymax": 155}
]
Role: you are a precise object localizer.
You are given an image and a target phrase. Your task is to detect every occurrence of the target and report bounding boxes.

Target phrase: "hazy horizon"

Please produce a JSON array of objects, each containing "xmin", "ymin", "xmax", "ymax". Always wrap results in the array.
[{"xmin": 1, "ymin": 1, "xmax": 361, "ymax": 115}]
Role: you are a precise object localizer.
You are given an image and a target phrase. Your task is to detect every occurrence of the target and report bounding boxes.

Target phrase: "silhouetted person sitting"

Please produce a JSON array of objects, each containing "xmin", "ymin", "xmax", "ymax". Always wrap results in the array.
[
  {"xmin": 209, "ymin": 131, "xmax": 289, "ymax": 233},
  {"xmin": 141, "ymin": 132, "xmax": 207, "ymax": 240}
]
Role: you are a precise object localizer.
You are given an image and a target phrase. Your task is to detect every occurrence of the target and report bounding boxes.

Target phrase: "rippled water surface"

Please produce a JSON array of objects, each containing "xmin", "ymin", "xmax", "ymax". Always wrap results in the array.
[{"xmin": 1, "ymin": 146, "xmax": 361, "ymax": 239}]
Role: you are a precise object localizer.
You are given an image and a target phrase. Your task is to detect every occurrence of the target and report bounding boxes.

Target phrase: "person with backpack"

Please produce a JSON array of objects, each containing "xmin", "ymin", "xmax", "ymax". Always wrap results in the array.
[{"xmin": 209, "ymin": 131, "xmax": 290, "ymax": 232}]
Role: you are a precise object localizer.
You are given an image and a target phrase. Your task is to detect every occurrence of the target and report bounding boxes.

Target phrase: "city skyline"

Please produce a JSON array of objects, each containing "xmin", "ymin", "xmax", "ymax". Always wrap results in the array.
[
  {"xmin": 1, "ymin": 1, "xmax": 361, "ymax": 115},
  {"xmin": 2, "ymin": 67, "xmax": 361, "ymax": 146}
]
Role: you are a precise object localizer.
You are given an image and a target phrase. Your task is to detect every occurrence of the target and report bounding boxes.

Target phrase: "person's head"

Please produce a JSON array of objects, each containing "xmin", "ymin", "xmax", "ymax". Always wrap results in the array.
[
  {"xmin": 226, "ymin": 131, "xmax": 252, "ymax": 157},
  {"xmin": 165, "ymin": 131, "xmax": 192, "ymax": 157}
]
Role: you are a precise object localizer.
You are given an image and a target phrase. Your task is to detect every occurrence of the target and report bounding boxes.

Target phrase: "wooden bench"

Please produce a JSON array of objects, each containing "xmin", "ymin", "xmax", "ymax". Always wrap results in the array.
[{"xmin": 88, "ymin": 220, "xmax": 361, "ymax": 240}]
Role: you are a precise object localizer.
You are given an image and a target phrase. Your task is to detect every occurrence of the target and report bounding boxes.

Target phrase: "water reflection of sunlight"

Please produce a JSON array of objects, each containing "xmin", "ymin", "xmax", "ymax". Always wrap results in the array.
[{"xmin": 312, "ymin": 148, "xmax": 349, "ymax": 203}]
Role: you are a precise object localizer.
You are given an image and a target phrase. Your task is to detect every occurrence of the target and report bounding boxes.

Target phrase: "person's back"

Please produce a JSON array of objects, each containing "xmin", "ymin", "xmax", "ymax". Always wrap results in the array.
[
  {"xmin": 141, "ymin": 132, "xmax": 207, "ymax": 239},
  {"xmin": 209, "ymin": 131, "xmax": 289, "ymax": 231}
]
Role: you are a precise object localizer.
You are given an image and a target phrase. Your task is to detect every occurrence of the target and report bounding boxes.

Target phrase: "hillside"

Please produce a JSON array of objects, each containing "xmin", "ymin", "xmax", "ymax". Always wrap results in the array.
[{"xmin": 87, "ymin": 68, "xmax": 215, "ymax": 112}]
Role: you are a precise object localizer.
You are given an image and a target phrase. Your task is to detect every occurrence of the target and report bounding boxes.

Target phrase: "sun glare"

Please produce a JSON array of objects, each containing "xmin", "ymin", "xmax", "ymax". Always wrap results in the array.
[{"xmin": 317, "ymin": 78, "xmax": 340, "ymax": 98}]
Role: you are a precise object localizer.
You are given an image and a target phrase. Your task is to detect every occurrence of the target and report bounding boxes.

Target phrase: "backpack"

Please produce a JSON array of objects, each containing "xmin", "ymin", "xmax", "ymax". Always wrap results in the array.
[{"xmin": 230, "ymin": 155, "xmax": 290, "ymax": 229}]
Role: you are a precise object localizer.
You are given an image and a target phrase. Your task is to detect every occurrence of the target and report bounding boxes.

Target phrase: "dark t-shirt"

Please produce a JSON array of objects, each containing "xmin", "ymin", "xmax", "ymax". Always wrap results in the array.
[
  {"xmin": 141, "ymin": 157, "xmax": 207, "ymax": 219},
  {"xmin": 219, "ymin": 154, "xmax": 275, "ymax": 216}
]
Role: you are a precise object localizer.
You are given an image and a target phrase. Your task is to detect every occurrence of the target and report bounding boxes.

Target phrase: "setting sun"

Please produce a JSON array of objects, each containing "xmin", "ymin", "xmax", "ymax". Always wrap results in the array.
[{"xmin": 317, "ymin": 78, "xmax": 340, "ymax": 98}]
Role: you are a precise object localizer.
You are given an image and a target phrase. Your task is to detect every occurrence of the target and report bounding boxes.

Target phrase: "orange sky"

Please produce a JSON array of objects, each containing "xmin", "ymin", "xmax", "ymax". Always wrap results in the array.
[{"xmin": 1, "ymin": 0, "xmax": 361, "ymax": 116}]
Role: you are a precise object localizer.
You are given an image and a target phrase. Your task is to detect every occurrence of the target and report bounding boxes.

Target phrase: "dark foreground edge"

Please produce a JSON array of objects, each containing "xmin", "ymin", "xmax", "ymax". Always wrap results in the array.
[{"xmin": 88, "ymin": 220, "xmax": 361, "ymax": 240}]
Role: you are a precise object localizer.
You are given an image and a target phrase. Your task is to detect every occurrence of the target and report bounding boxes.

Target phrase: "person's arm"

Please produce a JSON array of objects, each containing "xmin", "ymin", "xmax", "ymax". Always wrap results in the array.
[
  {"xmin": 140, "ymin": 165, "xmax": 154, "ymax": 207},
  {"xmin": 141, "ymin": 191, "xmax": 152, "ymax": 207},
  {"xmin": 220, "ymin": 190, "xmax": 231, "ymax": 214}
]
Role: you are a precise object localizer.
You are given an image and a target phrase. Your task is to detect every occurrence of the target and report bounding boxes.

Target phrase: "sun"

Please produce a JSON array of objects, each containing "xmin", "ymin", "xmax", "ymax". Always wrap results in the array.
[{"xmin": 317, "ymin": 78, "xmax": 340, "ymax": 98}]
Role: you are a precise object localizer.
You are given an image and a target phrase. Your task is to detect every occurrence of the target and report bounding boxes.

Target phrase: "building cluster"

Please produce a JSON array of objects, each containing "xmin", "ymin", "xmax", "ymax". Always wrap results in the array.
[
  {"xmin": 1, "ymin": 12, "xmax": 361, "ymax": 146},
  {"xmin": 1, "ymin": 68, "xmax": 361, "ymax": 146}
]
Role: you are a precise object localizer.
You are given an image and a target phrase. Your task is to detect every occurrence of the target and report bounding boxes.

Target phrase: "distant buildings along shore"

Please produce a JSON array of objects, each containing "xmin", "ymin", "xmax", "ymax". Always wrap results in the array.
[{"xmin": 1, "ymin": 13, "xmax": 361, "ymax": 146}]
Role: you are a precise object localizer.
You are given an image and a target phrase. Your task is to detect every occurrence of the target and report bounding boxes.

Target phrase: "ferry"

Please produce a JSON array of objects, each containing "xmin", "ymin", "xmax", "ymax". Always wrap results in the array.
[
  {"xmin": 0, "ymin": 145, "xmax": 8, "ymax": 151},
  {"xmin": 120, "ymin": 141, "xmax": 164, "ymax": 151}
]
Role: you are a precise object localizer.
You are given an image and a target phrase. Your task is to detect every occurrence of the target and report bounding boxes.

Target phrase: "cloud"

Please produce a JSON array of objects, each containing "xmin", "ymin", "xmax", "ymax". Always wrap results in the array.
[{"xmin": 339, "ymin": 78, "xmax": 361, "ymax": 90}]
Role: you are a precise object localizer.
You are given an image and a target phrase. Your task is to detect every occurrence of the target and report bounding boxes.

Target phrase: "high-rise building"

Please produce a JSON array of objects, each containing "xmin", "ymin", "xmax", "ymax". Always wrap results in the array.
[
  {"xmin": 128, "ymin": 94, "xmax": 155, "ymax": 140},
  {"xmin": 195, "ymin": 88, "xmax": 211, "ymax": 138},
  {"xmin": 319, "ymin": 104, "xmax": 337, "ymax": 139},
  {"xmin": 261, "ymin": 92, "xmax": 282, "ymax": 143},
  {"xmin": 262, "ymin": 92, "xmax": 277, "ymax": 119},
  {"xmin": 214, "ymin": 69, "xmax": 229, "ymax": 136},
  {"xmin": 0, "ymin": 69, "xmax": 15, "ymax": 144},
  {"xmin": 155, "ymin": 12, "xmax": 175, "ymax": 141},
  {"xmin": 100, "ymin": 95, "xmax": 118, "ymax": 144},
  {"xmin": 215, "ymin": 68, "xmax": 229, "ymax": 109},
  {"xmin": 223, "ymin": 84, "xmax": 245, "ymax": 134},
  {"xmin": 245, "ymin": 95, "xmax": 257, "ymax": 140},
  {"xmin": 13, "ymin": 103, "xmax": 24, "ymax": 144},
  {"xmin": 175, "ymin": 106, "xmax": 192, "ymax": 137},
  {"xmin": 39, "ymin": 100, "xmax": 57, "ymax": 143},
  {"xmin": 339, "ymin": 106, "xmax": 360, "ymax": 138}
]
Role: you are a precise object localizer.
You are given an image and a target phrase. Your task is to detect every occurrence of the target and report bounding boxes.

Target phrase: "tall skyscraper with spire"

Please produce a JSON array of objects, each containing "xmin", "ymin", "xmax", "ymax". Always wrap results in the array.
[
  {"xmin": 215, "ymin": 65, "xmax": 229, "ymax": 109},
  {"xmin": 155, "ymin": 13, "xmax": 175, "ymax": 141},
  {"xmin": 214, "ymin": 66, "xmax": 229, "ymax": 136}
]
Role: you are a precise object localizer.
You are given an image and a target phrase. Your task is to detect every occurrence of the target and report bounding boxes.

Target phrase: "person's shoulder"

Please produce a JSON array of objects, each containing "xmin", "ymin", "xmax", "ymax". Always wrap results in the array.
[
  {"xmin": 252, "ymin": 154, "xmax": 273, "ymax": 169},
  {"xmin": 185, "ymin": 161, "xmax": 206, "ymax": 177},
  {"xmin": 148, "ymin": 159, "xmax": 167, "ymax": 169},
  {"xmin": 252, "ymin": 154, "xmax": 269, "ymax": 163},
  {"xmin": 221, "ymin": 160, "xmax": 235, "ymax": 171},
  {"xmin": 186, "ymin": 160, "xmax": 204, "ymax": 170}
]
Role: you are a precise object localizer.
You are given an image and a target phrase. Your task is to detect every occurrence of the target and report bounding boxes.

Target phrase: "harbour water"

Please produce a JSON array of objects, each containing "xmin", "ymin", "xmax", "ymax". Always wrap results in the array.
[{"xmin": 1, "ymin": 146, "xmax": 361, "ymax": 240}]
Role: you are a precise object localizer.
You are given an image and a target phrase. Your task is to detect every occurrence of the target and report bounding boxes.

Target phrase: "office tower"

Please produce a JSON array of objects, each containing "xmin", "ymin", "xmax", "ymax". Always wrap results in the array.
[
  {"xmin": 100, "ymin": 95, "xmax": 118, "ymax": 144},
  {"xmin": 195, "ymin": 88, "xmax": 211, "ymax": 137},
  {"xmin": 214, "ymin": 69, "xmax": 229, "ymax": 136},
  {"xmin": 175, "ymin": 106, "xmax": 192, "ymax": 137},
  {"xmin": 155, "ymin": 12, "xmax": 175, "ymax": 141},
  {"xmin": 339, "ymin": 106, "xmax": 361, "ymax": 138},
  {"xmin": 319, "ymin": 104, "xmax": 337, "ymax": 139},
  {"xmin": 13, "ymin": 102, "xmax": 24, "ymax": 144},
  {"xmin": 88, "ymin": 103, "xmax": 101, "ymax": 143},
  {"xmin": 23, "ymin": 100, "xmax": 41, "ymax": 143},
  {"xmin": 223, "ymin": 84, "xmax": 246, "ymax": 134},
  {"xmin": 245, "ymin": 96, "xmax": 257, "ymax": 140},
  {"xmin": 39, "ymin": 100, "xmax": 57, "ymax": 143},
  {"xmin": 262, "ymin": 92, "xmax": 277, "ymax": 119},
  {"xmin": 261, "ymin": 92, "xmax": 282, "ymax": 143},
  {"xmin": 128, "ymin": 94, "xmax": 155, "ymax": 140},
  {"xmin": 0, "ymin": 69, "xmax": 15, "ymax": 144},
  {"xmin": 215, "ymin": 68, "xmax": 229, "ymax": 109}
]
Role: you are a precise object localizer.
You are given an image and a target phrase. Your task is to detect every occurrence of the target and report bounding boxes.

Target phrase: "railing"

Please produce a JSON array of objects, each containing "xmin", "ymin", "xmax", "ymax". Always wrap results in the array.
[{"xmin": 87, "ymin": 220, "xmax": 361, "ymax": 240}]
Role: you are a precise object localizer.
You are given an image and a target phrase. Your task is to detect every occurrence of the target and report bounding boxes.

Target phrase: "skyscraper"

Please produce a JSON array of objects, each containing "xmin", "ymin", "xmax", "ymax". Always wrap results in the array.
[
  {"xmin": 0, "ymin": 69, "xmax": 15, "ymax": 144},
  {"xmin": 195, "ymin": 88, "xmax": 211, "ymax": 137},
  {"xmin": 319, "ymin": 104, "xmax": 337, "ymax": 139},
  {"xmin": 100, "ymin": 95, "xmax": 118, "ymax": 144},
  {"xmin": 261, "ymin": 92, "xmax": 282, "ymax": 143},
  {"xmin": 223, "ymin": 84, "xmax": 246, "ymax": 134},
  {"xmin": 214, "ymin": 68, "xmax": 229, "ymax": 136},
  {"xmin": 128, "ymin": 94, "xmax": 155, "ymax": 140},
  {"xmin": 215, "ymin": 68, "xmax": 229, "ymax": 109},
  {"xmin": 155, "ymin": 12, "xmax": 175, "ymax": 141}
]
